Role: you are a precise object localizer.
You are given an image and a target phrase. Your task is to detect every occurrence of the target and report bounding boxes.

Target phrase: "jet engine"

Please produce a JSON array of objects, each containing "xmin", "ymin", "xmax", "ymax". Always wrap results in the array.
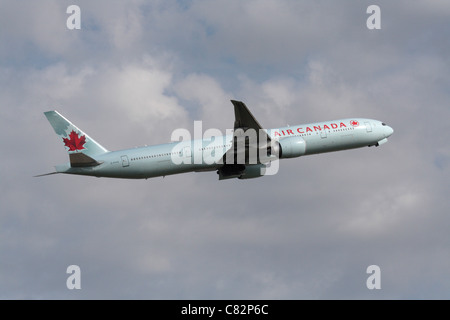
[{"xmin": 269, "ymin": 136, "xmax": 306, "ymax": 159}]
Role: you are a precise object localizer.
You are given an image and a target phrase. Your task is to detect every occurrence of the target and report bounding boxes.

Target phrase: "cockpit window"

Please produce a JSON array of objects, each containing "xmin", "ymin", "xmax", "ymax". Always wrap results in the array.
[{"xmin": 382, "ymin": 122, "xmax": 387, "ymax": 126}]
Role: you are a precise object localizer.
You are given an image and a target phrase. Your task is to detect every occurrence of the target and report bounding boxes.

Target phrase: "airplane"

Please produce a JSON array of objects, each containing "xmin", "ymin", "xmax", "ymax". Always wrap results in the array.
[{"xmin": 36, "ymin": 100, "xmax": 393, "ymax": 180}]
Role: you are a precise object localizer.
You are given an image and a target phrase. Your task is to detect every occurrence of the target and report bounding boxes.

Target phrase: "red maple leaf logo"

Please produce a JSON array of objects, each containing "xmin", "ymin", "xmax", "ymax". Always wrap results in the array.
[
  {"xmin": 350, "ymin": 120, "xmax": 360, "ymax": 127},
  {"xmin": 63, "ymin": 130, "xmax": 86, "ymax": 151}
]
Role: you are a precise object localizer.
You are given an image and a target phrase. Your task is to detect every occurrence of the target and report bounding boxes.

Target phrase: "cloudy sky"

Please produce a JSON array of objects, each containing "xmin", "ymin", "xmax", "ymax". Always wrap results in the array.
[{"xmin": 1, "ymin": 0, "xmax": 449, "ymax": 299}]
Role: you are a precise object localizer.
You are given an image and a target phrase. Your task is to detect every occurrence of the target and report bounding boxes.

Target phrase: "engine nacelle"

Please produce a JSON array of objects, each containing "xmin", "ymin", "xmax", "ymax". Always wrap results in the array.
[{"xmin": 274, "ymin": 136, "xmax": 306, "ymax": 159}]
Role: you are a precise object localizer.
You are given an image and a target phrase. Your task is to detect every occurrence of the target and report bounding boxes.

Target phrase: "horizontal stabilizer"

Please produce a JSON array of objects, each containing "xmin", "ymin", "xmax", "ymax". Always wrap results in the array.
[
  {"xmin": 69, "ymin": 152, "xmax": 102, "ymax": 167},
  {"xmin": 33, "ymin": 172, "xmax": 59, "ymax": 177}
]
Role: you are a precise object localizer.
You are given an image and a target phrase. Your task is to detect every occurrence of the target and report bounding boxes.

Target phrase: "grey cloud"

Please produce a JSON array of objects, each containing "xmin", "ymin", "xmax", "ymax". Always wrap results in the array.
[{"xmin": 0, "ymin": 0, "xmax": 449, "ymax": 299}]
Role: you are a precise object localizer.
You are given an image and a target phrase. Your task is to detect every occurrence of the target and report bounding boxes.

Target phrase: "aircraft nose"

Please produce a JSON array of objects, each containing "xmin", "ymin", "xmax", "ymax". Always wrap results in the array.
[{"xmin": 384, "ymin": 125, "xmax": 394, "ymax": 138}]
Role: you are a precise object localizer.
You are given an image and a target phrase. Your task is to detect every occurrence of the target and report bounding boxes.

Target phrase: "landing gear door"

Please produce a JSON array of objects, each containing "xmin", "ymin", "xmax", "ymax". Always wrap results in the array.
[{"xmin": 121, "ymin": 155, "xmax": 129, "ymax": 167}]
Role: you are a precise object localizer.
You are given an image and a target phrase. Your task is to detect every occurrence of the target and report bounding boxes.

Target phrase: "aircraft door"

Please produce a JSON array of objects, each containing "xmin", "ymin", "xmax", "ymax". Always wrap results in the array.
[
  {"xmin": 121, "ymin": 155, "xmax": 129, "ymax": 167},
  {"xmin": 365, "ymin": 122, "xmax": 372, "ymax": 133}
]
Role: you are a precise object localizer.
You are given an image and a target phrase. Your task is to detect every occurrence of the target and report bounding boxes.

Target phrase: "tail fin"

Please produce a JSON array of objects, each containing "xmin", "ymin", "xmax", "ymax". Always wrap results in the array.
[{"xmin": 44, "ymin": 111, "xmax": 108, "ymax": 165}]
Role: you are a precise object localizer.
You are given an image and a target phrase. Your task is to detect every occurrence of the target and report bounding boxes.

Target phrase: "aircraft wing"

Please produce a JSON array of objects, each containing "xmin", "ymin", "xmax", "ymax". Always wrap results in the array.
[
  {"xmin": 219, "ymin": 101, "xmax": 272, "ymax": 175},
  {"xmin": 231, "ymin": 100, "xmax": 271, "ymax": 141}
]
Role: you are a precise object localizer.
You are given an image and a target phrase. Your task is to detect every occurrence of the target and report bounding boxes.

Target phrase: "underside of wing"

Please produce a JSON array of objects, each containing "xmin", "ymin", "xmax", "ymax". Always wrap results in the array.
[
  {"xmin": 69, "ymin": 152, "xmax": 103, "ymax": 167},
  {"xmin": 231, "ymin": 100, "xmax": 270, "ymax": 139},
  {"xmin": 218, "ymin": 100, "xmax": 275, "ymax": 179}
]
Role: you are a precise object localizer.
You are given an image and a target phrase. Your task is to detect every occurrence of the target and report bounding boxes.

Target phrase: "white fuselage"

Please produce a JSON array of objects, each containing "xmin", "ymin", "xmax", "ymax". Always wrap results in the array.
[{"xmin": 56, "ymin": 118, "xmax": 393, "ymax": 179}]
